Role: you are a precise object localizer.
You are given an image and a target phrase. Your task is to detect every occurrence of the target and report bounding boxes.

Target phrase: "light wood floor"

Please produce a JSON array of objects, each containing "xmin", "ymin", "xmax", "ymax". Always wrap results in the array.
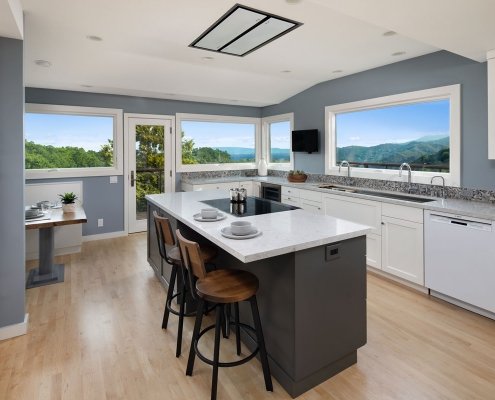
[{"xmin": 1, "ymin": 234, "xmax": 495, "ymax": 400}]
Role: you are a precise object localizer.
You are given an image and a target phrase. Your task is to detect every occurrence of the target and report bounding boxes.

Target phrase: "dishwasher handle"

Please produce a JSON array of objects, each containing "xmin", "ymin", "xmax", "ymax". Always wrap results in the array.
[{"xmin": 429, "ymin": 213, "xmax": 492, "ymax": 231}]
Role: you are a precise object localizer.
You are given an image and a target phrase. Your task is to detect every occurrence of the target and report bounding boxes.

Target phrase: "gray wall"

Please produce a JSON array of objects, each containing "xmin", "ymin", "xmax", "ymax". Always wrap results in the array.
[
  {"xmin": 263, "ymin": 51, "xmax": 495, "ymax": 190},
  {"xmin": 0, "ymin": 37, "xmax": 25, "ymax": 328},
  {"xmin": 25, "ymin": 88, "xmax": 261, "ymax": 235}
]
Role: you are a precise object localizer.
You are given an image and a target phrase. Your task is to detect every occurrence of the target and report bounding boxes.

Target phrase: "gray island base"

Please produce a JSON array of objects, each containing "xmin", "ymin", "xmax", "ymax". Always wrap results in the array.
[{"xmin": 146, "ymin": 191, "xmax": 369, "ymax": 398}]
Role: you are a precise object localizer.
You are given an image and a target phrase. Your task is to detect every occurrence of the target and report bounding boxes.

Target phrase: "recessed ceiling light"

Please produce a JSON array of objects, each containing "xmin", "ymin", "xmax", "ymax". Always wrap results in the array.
[
  {"xmin": 86, "ymin": 35, "xmax": 103, "ymax": 42},
  {"xmin": 190, "ymin": 4, "xmax": 302, "ymax": 57},
  {"xmin": 230, "ymin": 99, "xmax": 238, "ymax": 102},
  {"xmin": 34, "ymin": 59, "xmax": 51, "ymax": 67},
  {"xmin": 202, "ymin": 56, "xmax": 214, "ymax": 60},
  {"xmin": 332, "ymin": 69, "xmax": 343, "ymax": 73},
  {"xmin": 81, "ymin": 84, "xmax": 93, "ymax": 88},
  {"xmin": 286, "ymin": 0, "xmax": 302, "ymax": 4},
  {"xmin": 383, "ymin": 31, "xmax": 397, "ymax": 37},
  {"xmin": 281, "ymin": 70, "xmax": 291, "ymax": 73},
  {"xmin": 392, "ymin": 51, "xmax": 406, "ymax": 56},
  {"xmin": 164, "ymin": 93, "xmax": 176, "ymax": 96}
]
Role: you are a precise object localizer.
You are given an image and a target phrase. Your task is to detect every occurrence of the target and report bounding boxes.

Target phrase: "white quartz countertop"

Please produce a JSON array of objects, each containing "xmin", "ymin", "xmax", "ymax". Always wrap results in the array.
[
  {"xmin": 182, "ymin": 176, "xmax": 495, "ymax": 221},
  {"xmin": 146, "ymin": 191, "xmax": 371, "ymax": 263}
]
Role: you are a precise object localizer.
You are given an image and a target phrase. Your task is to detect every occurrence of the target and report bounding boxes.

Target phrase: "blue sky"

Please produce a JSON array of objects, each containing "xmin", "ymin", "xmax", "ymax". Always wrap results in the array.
[
  {"xmin": 269, "ymin": 120, "xmax": 291, "ymax": 149},
  {"xmin": 336, "ymin": 99, "xmax": 450, "ymax": 148},
  {"xmin": 182, "ymin": 121, "xmax": 256, "ymax": 148},
  {"xmin": 25, "ymin": 113, "xmax": 114, "ymax": 151}
]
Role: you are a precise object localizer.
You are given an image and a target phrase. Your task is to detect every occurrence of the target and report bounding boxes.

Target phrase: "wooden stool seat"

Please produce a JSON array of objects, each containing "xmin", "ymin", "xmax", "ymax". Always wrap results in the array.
[{"xmin": 196, "ymin": 269, "xmax": 259, "ymax": 303}]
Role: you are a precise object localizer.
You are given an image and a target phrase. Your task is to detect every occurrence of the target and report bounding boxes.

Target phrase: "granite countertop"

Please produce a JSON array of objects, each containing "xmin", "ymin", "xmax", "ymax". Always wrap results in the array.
[
  {"xmin": 182, "ymin": 176, "xmax": 495, "ymax": 221},
  {"xmin": 146, "ymin": 191, "xmax": 371, "ymax": 263}
]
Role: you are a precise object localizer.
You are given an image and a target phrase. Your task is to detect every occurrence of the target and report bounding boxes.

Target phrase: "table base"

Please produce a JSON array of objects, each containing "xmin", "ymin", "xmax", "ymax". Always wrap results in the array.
[{"xmin": 26, "ymin": 264, "xmax": 65, "ymax": 289}]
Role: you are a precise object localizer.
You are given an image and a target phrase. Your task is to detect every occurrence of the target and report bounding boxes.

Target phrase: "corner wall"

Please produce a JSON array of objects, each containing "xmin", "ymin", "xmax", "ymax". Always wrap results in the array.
[{"xmin": 0, "ymin": 37, "xmax": 25, "ymax": 329}]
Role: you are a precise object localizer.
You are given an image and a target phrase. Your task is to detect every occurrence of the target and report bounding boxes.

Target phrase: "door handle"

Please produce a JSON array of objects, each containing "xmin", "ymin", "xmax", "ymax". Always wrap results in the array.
[{"xmin": 131, "ymin": 171, "xmax": 135, "ymax": 187}]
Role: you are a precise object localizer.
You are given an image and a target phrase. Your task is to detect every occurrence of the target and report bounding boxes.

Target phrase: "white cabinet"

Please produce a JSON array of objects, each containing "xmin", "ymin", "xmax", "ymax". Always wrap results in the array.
[
  {"xmin": 488, "ymin": 49, "xmax": 495, "ymax": 159},
  {"xmin": 366, "ymin": 233, "xmax": 382, "ymax": 269},
  {"xmin": 281, "ymin": 186, "xmax": 323, "ymax": 214},
  {"xmin": 181, "ymin": 181, "xmax": 236, "ymax": 192},
  {"xmin": 300, "ymin": 199, "xmax": 324, "ymax": 215},
  {"xmin": 252, "ymin": 181, "xmax": 261, "ymax": 197},
  {"xmin": 281, "ymin": 194, "xmax": 301, "ymax": 207},
  {"xmin": 381, "ymin": 216, "xmax": 424, "ymax": 285},
  {"xmin": 239, "ymin": 180, "xmax": 254, "ymax": 196}
]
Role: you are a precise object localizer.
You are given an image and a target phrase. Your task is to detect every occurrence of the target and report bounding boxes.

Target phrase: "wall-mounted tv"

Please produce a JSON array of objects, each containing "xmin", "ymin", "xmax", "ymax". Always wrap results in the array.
[{"xmin": 292, "ymin": 129, "xmax": 318, "ymax": 153}]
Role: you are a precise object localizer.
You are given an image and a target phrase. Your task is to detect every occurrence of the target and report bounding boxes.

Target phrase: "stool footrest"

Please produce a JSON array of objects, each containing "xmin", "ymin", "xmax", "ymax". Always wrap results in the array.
[{"xmin": 194, "ymin": 322, "xmax": 259, "ymax": 368}]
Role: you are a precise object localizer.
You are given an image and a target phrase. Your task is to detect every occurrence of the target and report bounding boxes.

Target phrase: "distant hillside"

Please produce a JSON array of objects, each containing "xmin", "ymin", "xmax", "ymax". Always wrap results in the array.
[
  {"xmin": 337, "ymin": 136, "xmax": 449, "ymax": 167},
  {"xmin": 213, "ymin": 147, "xmax": 290, "ymax": 161}
]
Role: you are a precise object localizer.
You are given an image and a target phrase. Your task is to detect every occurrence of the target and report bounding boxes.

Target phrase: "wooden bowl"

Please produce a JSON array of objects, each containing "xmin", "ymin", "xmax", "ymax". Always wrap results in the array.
[{"xmin": 287, "ymin": 174, "xmax": 308, "ymax": 183}]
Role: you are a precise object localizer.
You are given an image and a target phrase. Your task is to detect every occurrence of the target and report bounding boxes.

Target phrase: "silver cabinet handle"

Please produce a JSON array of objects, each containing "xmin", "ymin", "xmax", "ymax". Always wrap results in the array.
[{"xmin": 130, "ymin": 171, "xmax": 135, "ymax": 187}]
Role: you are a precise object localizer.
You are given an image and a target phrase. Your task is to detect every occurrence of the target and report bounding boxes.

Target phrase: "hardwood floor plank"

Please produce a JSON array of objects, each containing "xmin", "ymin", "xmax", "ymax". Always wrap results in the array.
[{"xmin": 1, "ymin": 233, "xmax": 494, "ymax": 399}]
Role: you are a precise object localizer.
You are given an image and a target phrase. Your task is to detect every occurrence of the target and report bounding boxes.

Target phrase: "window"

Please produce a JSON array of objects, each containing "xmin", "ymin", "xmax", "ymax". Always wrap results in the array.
[
  {"xmin": 25, "ymin": 104, "xmax": 123, "ymax": 178},
  {"xmin": 325, "ymin": 85, "xmax": 460, "ymax": 186},
  {"xmin": 176, "ymin": 113, "xmax": 261, "ymax": 172},
  {"xmin": 262, "ymin": 113, "xmax": 294, "ymax": 170}
]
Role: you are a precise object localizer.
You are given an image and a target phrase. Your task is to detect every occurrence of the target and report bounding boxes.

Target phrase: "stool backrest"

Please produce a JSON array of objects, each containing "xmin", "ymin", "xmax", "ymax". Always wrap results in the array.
[
  {"xmin": 176, "ymin": 229, "xmax": 207, "ymax": 281},
  {"xmin": 153, "ymin": 211, "xmax": 176, "ymax": 261}
]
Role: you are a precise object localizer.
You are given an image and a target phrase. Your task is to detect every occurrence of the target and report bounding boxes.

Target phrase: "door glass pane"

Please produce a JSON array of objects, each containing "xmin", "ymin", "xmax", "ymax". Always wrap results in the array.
[{"xmin": 135, "ymin": 125, "xmax": 164, "ymax": 220}]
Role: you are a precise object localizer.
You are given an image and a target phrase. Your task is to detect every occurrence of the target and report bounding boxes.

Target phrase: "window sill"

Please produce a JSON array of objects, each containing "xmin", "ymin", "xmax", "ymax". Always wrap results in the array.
[
  {"xmin": 26, "ymin": 167, "xmax": 123, "ymax": 180},
  {"xmin": 177, "ymin": 163, "xmax": 257, "ymax": 173}
]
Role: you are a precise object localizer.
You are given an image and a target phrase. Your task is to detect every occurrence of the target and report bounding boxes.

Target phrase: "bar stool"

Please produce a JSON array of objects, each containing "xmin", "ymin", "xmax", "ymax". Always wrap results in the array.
[
  {"xmin": 153, "ymin": 211, "xmax": 216, "ymax": 357},
  {"xmin": 176, "ymin": 229, "xmax": 273, "ymax": 400}
]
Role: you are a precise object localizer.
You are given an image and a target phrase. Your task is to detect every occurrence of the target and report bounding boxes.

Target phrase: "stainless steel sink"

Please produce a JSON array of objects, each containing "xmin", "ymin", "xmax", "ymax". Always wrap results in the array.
[{"xmin": 317, "ymin": 184, "xmax": 435, "ymax": 203}]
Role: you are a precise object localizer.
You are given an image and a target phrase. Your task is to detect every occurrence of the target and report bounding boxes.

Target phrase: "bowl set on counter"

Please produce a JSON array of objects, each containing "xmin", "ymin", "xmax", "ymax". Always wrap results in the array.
[{"xmin": 193, "ymin": 208, "xmax": 262, "ymax": 239}]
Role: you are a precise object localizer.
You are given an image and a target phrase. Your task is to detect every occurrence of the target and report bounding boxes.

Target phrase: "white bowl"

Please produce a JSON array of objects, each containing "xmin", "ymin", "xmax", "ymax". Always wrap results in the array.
[
  {"xmin": 25, "ymin": 209, "xmax": 40, "ymax": 217},
  {"xmin": 230, "ymin": 220, "xmax": 253, "ymax": 236},
  {"xmin": 201, "ymin": 208, "xmax": 218, "ymax": 219}
]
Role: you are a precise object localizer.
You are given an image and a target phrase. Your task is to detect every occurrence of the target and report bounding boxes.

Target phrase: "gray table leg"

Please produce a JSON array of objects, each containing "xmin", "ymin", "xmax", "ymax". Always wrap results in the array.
[{"xmin": 26, "ymin": 226, "xmax": 65, "ymax": 289}]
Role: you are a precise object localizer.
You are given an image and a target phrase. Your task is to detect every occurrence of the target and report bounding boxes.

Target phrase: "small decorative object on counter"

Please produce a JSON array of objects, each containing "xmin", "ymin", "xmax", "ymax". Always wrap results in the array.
[
  {"xmin": 257, "ymin": 157, "xmax": 268, "ymax": 176},
  {"xmin": 59, "ymin": 192, "xmax": 78, "ymax": 213},
  {"xmin": 287, "ymin": 170, "xmax": 308, "ymax": 183}
]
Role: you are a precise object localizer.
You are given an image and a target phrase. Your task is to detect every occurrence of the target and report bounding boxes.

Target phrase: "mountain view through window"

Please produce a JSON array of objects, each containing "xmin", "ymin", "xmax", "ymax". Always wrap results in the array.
[{"xmin": 335, "ymin": 99, "xmax": 450, "ymax": 172}]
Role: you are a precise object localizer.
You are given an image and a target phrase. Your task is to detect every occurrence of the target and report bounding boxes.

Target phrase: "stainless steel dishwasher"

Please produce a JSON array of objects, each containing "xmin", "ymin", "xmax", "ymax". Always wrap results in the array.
[{"xmin": 424, "ymin": 210, "xmax": 495, "ymax": 315}]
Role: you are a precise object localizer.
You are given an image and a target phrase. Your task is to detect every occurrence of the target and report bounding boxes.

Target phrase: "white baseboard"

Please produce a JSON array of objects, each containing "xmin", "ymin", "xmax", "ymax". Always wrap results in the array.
[
  {"xmin": 0, "ymin": 313, "xmax": 29, "ymax": 341},
  {"xmin": 26, "ymin": 245, "xmax": 82, "ymax": 261},
  {"xmin": 367, "ymin": 266, "xmax": 429, "ymax": 294},
  {"xmin": 430, "ymin": 291, "xmax": 495, "ymax": 320},
  {"xmin": 82, "ymin": 230, "xmax": 128, "ymax": 242}
]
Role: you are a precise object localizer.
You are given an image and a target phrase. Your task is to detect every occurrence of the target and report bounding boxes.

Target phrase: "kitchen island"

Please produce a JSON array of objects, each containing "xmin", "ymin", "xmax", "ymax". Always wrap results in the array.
[{"xmin": 146, "ymin": 190, "xmax": 371, "ymax": 397}]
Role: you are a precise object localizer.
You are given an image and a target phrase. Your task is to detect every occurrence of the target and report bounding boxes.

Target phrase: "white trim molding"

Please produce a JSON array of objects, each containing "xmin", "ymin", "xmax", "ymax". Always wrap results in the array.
[
  {"xmin": 176, "ymin": 113, "xmax": 261, "ymax": 172},
  {"xmin": 325, "ymin": 85, "xmax": 461, "ymax": 187},
  {"xmin": 487, "ymin": 50, "xmax": 495, "ymax": 159},
  {"xmin": 261, "ymin": 113, "xmax": 294, "ymax": 171},
  {"xmin": 25, "ymin": 104, "xmax": 124, "ymax": 179},
  {"xmin": 82, "ymin": 230, "xmax": 128, "ymax": 242},
  {"xmin": 0, "ymin": 314, "xmax": 29, "ymax": 341}
]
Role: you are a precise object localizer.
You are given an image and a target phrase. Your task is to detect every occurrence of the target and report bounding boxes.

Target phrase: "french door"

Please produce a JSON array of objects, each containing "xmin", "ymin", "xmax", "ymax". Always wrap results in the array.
[{"xmin": 127, "ymin": 115, "xmax": 174, "ymax": 233}]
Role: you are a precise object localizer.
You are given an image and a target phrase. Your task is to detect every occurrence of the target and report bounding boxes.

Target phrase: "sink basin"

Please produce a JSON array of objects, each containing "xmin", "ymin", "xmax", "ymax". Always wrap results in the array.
[{"xmin": 317, "ymin": 184, "xmax": 435, "ymax": 203}]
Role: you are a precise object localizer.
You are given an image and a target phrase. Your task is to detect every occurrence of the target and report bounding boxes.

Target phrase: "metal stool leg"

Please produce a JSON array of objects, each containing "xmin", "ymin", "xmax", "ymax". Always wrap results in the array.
[
  {"xmin": 176, "ymin": 278, "xmax": 187, "ymax": 357},
  {"xmin": 211, "ymin": 304, "xmax": 223, "ymax": 400},
  {"xmin": 225, "ymin": 303, "xmax": 231, "ymax": 338},
  {"xmin": 234, "ymin": 302, "xmax": 241, "ymax": 356},
  {"xmin": 162, "ymin": 263, "xmax": 177, "ymax": 329},
  {"xmin": 186, "ymin": 299, "xmax": 205, "ymax": 376},
  {"xmin": 250, "ymin": 296, "xmax": 273, "ymax": 392}
]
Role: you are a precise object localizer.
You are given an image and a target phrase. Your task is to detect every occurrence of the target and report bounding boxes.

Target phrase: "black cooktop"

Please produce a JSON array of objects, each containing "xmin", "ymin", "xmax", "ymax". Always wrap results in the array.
[{"xmin": 201, "ymin": 197, "xmax": 298, "ymax": 217}]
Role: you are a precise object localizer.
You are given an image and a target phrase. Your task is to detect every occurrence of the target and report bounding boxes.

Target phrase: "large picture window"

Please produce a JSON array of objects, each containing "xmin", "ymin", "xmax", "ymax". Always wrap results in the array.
[
  {"xmin": 25, "ymin": 104, "xmax": 123, "ymax": 178},
  {"xmin": 176, "ymin": 114, "xmax": 260, "ymax": 172},
  {"xmin": 325, "ymin": 85, "xmax": 460, "ymax": 186},
  {"xmin": 262, "ymin": 113, "xmax": 294, "ymax": 170}
]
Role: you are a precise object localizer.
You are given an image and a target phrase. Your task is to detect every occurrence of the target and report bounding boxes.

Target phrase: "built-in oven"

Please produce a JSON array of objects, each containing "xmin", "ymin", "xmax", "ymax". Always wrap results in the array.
[{"xmin": 260, "ymin": 182, "xmax": 281, "ymax": 202}]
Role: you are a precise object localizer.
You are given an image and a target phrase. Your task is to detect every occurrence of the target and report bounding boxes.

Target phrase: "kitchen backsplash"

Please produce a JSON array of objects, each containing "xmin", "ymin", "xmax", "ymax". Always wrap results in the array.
[{"xmin": 180, "ymin": 170, "xmax": 495, "ymax": 203}]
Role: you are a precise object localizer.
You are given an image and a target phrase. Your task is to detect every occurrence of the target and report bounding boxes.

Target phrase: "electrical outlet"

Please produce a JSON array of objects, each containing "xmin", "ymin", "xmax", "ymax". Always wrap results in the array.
[
  {"xmin": 98, "ymin": 218, "xmax": 104, "ymax": 227},
  {"xmin": 109, "ymin": 176, "xmax": 118, "ymax": 184}
]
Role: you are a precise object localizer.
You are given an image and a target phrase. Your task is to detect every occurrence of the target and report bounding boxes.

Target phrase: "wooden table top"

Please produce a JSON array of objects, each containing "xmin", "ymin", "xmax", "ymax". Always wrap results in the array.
[{"xmin": 25, "ymin": 207, "xmax": 87, "ymax": 230}]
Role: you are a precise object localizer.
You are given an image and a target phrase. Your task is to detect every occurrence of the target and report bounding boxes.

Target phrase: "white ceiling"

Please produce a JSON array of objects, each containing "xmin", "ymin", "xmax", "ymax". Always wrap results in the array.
[{"xmin": 8, "ymin": 0, "xmax": 495, "ymax": 106}]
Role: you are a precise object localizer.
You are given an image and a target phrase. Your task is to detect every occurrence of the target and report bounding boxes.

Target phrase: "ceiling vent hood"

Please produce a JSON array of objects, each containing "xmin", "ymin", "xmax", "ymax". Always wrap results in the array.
[{"xmin": 190, "ymin": 4, "xmax": 302, "ymax": 57}]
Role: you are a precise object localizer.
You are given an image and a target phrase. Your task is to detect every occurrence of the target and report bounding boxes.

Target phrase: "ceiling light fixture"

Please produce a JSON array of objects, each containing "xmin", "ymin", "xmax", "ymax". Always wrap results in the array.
[
  {"xmin": 286, "ymin": 0, "xmax": 302, "ymax": 4},
  {"xmin": 383, "ymin": 31, "xmax": 397, "ymax": 37},
  {"xmin": 34, "ymin": 59, "xmax": 51, "ymax": 67},
  {"xmin": 392, "ymin": 51, "xmax": 406, "ymax": 56},
  {"xmin": 202, "ymin": 56, "xmax": 215, "ymax": 60},
  {"xmin": 86, "ymin": 35, "xmax": 103, "ymax": 42},
  {"xmin": 190, "ymin": 4, "xmax": 302, "ymax": 57},
  {"xmin": 281, "ymin": 70, "xmax": 291, "ymax": 73},
  {"xmin": 332, "ymin": 69, "xmax": 343, "ymax": 73},
  {"xmin": 81, "ymin": 84, "xmax": 93, "ymax": 88}
]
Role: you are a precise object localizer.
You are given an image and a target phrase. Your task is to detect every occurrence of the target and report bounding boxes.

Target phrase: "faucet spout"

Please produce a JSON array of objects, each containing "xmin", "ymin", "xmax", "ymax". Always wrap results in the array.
[
  {"xmin": 339, "ymin": 160, "xmax": 351, "ymax": 177},
  {"xmin": 399, "ymin": 163, "xmax": 413, "ymax": 192}
]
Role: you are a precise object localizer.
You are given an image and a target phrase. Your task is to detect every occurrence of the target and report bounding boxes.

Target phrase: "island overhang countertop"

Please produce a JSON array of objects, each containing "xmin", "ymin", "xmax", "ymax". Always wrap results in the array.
[{"xmin": 146, "ymin": 190, "xmax": 371, "ymax": 263}]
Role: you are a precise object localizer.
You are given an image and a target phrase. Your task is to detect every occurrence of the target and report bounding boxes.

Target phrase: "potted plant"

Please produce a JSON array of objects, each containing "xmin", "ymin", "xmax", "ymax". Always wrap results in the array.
[
  {"xmin": 59, "ymin": 192, "xmax": 78, "ymax": 213},
  {"xmin": 287, "ymin": 170, "xmax": 308, "ymax": 183}
]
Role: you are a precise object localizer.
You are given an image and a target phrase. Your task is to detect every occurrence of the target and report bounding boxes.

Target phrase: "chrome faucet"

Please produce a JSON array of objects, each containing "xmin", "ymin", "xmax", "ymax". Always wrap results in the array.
[
  {"xmin": 399, "ymin": 163, "xmax": 413, "ymax": 192},
  {"xmin": 339, "ymin": 160, "xmax": 351, "ymax": 177},
  {"xmin": 430, "ymin": 175, "xmax": 446, "ymax": 198}
]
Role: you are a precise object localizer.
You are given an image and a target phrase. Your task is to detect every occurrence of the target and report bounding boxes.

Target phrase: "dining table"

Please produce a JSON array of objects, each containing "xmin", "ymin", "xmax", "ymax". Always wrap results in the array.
[{"xmin": 25, "ymin": 207, "xmax": 87, "ymax": 289}]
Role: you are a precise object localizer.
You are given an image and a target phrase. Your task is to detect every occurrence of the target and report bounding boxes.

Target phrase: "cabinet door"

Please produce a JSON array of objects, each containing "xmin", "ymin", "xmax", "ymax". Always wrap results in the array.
[
  {"xmin": 382, "ymin": 216, "xmax": 424, "ymax": 285},
  {"xmin": 281, "ymin": 194, "xmax": 301, "ymax": 207},
  {"xmin": 323, "ymin": 194, "xmax": 382, "ymax": 234},
  {"xmin": 366, "ymin": 233, "xmax": 382, "ymax": 269},
  {"xmin": 147, "ymin": 203, "xmax": 162, "ymax": 276},
  {"xmin": 252, "ymin": 181, "xmax": 261, "ymax": 197},
  {"xmin": 195, "ymin": 182, "xmax": 237, "ymax": 191},
  {"xmin": 239, "ymin": 180, "xmax": 254, "ymax": 196},
  {"xmin": 300, "ymin": 199, "xmax": 324, "ymax": 215}
]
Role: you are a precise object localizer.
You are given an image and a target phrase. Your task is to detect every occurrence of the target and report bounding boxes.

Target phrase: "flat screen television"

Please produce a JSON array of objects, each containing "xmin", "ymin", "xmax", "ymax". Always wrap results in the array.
[{"xmin": 292, "ymin": 129, "xmax": 318, "ymax": 153}]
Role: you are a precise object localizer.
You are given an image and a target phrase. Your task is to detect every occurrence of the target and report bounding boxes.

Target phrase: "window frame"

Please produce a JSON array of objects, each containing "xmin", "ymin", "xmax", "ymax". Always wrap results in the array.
[
  {"xmin": 176, "ymin": 113, "xmax": 261, "ymax": 172},
  {"xmin": 261, "ymin": 113, "xmax": 294, "ymax": 171},
  {"xmin": 25, "ymin": 104, "xmax": 124, "ymax": 179},
  {"xmin": 324, "ymin": 85, "xmax": 461, "ymax": 187}
]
